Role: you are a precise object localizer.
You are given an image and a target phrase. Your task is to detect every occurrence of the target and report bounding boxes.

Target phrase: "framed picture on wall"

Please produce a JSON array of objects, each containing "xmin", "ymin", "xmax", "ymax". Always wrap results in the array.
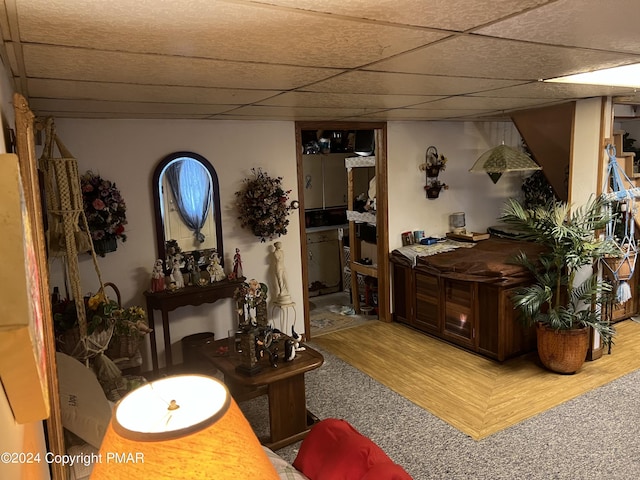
[{"xmin": 0, "ymin": 153, "xmax": 49, "ymax": 423}]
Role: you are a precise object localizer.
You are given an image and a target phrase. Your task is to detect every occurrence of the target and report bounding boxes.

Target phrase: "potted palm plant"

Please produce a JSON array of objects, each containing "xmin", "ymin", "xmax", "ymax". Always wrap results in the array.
[{"xmin": 500, "ymin": 195, "xmax": 618, "ymax": 373}]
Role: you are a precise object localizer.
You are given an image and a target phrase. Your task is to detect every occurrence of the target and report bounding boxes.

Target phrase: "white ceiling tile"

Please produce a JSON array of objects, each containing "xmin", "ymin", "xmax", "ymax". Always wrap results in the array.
[
  {"xmin": 23, "ymin": 44, "xmax": 341, "ymax": 90},
  {"xmin": 29, "ymin": 98, "xmax": 237, "ymax": 116},
  {"xmin": 27, "ymin": 78, "xmax": 282, "ymax": 104},
  {"xmin": 368, "ymin": 35, "xmax": 640, "ymax": 80},
  {"xmin": 251, "ymin": 0, "xmax": 553, "ymax": 31},
  {"xmin": 223, "ymin": 105, "xmax": 387, "ymax": 118},
  {"xmin": 2, "ymin": 0, "xmax": 638, "ymax": 121},
  {"xmin": 257, "ymin": 91, "xmax": 445, "ymax": 109},
  {"xmin": 408, "ymin": 96, "xmax": 566, "ymax": 110},
  {"xmin": 473, "ymin": 81, "xmax": 638, "ymax": 99},
  {"xmin": 476, "ymin": 0, "xmax": 640, "ymax": 54},
  {"xmin": 16, "ymin": 0, "xmax": 448, "ymax": 68},
  {"xmin": 304, "ymin": 71, "xmax": 523, "ymax": 95}
]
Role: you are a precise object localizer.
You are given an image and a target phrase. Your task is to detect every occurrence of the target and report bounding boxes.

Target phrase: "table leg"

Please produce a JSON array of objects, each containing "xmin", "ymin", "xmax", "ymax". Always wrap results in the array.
[
  {"xmin": 146, "ymin": 301, "xmax": 159, "ymax": 373},
  {"xmin": 266, "ymin": 374, "xmax": 311, "ymax": 450},
  {"xmin": 162, "ymin": 310, "xmax": 172, "ymax": 370}
]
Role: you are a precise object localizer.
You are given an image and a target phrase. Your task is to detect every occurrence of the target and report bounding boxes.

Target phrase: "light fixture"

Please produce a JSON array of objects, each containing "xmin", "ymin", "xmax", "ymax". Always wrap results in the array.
[
  {"xmin": 91, "ymin": 374, "xmax": 279, "ymax": 480},
  {"xmin": 469, "ymin": 143, "xmax": 541, "ymax": 184},
  {"xmin": 543, "ymin": 63, "xmax": 640, "ymax": 88}
]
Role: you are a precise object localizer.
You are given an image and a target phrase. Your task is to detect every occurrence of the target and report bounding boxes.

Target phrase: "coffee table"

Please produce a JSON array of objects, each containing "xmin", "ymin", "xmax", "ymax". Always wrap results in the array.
[{"xmin": 202, "ymin": 338, "xmax": 324, "ymax": 449}]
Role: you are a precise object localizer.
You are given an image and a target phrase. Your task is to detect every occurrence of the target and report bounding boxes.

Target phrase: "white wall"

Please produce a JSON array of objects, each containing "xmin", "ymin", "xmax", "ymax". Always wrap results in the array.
[
  {"xmin": 48, "ymin": 118, "xmax": 532, "ymax": 370},
  {"xmin": 387, "ymin": 121, "xmax": 525, "ymax": 250},
  {"xmin": 50, "ymin": 119, "xmax": 302, "ymax": 369}
]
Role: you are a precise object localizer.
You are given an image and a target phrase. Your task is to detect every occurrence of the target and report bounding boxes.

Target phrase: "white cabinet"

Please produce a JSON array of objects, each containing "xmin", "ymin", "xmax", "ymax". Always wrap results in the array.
[
  {"xmin": 302, "ymin": 153, "xmax": 348, "ymax": 210},
  {"xmin": 307, "ymin": 229, "xmax": 342, "ymax": 294},
  {"xmin": 323, "ymin": 154, "xmax": 349, "ymax": 208}
]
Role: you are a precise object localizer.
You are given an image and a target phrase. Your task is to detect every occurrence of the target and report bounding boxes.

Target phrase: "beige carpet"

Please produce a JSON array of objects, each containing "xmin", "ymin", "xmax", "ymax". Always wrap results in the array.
[{"xmin": 313, "ymin": 319, "xmax": 640, "ymax": 440}]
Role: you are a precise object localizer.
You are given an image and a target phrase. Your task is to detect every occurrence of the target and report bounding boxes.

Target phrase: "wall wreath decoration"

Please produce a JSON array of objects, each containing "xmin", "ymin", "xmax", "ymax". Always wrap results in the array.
[{"xmin": 235, "ymin": 168, "xmax": 292, "ymax": 242}]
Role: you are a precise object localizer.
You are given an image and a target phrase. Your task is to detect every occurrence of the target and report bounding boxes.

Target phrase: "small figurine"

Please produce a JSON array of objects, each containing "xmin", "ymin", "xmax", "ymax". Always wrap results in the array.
[
  {"xmin": 207, "ymin": 253, "xmax": 226, "ymax": 282},
  {"xmin": 170, "ymin": 258, "xmax": 184, "ymax": 289},
  {"xmin": 186, "ymin": 255, "xmax": 201, "ymax": 286},
  {"xmin": 233, "ymin": 248, "xmax": 243, "ymax": 279},
  {"xmin": 151, "ymin": 259, "xmax": 166, "ymax": 292},
  {"xmin": 291, "ymin": 325, "xmax": 306, "ymax": 352}
]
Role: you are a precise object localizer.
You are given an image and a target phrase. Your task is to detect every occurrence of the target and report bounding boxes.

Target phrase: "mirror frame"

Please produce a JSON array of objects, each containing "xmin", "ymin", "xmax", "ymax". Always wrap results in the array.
[{"xmin": 152, "ymin": 151, "xmax": 224, "ymax": 268}]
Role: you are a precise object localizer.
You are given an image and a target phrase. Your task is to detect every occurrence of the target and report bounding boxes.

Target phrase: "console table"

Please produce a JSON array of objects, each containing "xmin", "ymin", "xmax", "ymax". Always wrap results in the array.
[{"xmin": 144, "ymin": 278, "xmax": 245, "ymax": 372}]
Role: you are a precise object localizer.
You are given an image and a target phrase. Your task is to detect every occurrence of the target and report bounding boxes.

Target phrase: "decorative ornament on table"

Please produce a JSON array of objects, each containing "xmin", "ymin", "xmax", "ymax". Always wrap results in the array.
[
  {"xmin": 207, "ymin": 253, "xmax": 226, "ymax": 282},
  {"xmin": 150, "ymin": 259, "xmax": 165, "ymax": 293},
  {"xmin": 164, "ymin": 239, "xmax": 183, "ymax": 275},
  {"xmin": 168, "ymin": 257, "xmax": 184, "ymax": 289},
  {"xmin": 235, "ymin": 168, "xmax": 294, "ymax": 242},
  {"xmin": 80, "ymin": 171, "xmax": 128, "ymax": 256},
  {"xmin": 233, "ymin": 248, "xmax": 243, "ymax": 279}
]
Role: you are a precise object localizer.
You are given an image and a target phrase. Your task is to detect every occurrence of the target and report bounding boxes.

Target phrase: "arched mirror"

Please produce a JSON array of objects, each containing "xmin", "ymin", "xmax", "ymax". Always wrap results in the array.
[{"xmin": 152, "ymin": 151, "xmax": 223, "ymax": 271}]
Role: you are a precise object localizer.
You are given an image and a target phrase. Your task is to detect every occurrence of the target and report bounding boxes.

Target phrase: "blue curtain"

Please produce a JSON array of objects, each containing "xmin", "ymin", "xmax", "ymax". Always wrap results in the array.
[{"xmin": 166, "ymin": 159, "xmax": 212, "ymax": 243}]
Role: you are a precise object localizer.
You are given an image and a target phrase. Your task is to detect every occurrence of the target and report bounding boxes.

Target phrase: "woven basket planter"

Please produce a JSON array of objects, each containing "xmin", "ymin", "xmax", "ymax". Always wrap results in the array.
[
  {"xmin": 536, "ymin": 323, "xmax": 589, "ymax": 374},
  {"xmin": 106, "ymin": 334, "xmax": 143, "ymax": 360}
]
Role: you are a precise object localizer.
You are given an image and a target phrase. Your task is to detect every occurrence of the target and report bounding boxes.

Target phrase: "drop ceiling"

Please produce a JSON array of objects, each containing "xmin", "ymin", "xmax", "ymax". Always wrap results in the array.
[{"xmin": 1, "ymin": 0, "xmax": 639, "ymax": 121}]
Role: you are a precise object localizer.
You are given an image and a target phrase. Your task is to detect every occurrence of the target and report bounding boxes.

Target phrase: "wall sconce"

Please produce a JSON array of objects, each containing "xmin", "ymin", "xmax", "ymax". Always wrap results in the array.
[{"xmin": 91, "ymin": 374, "xmax": 279, "ymax": 479}]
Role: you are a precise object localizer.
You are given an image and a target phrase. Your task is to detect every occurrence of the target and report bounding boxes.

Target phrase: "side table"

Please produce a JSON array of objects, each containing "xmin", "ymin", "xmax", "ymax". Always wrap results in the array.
[
  {"xmin": 144, "ymin": 278, "xmax": 245, "ymax": 373},
  {"xmin": 202, "ymin": 338, "xmax": 324, "ymax": 450}
]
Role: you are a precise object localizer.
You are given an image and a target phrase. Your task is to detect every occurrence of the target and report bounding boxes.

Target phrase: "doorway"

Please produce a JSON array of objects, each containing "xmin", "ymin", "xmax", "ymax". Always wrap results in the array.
[{"xmin": 295, "ymin": 122, "xmax": 389, "ymax": 340}]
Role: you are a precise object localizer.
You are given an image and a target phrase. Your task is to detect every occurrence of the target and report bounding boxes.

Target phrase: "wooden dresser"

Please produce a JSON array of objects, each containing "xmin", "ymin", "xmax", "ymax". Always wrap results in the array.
[{"xmin": 391, "ymin": 237, "xmax": 545, "ymax": 361}]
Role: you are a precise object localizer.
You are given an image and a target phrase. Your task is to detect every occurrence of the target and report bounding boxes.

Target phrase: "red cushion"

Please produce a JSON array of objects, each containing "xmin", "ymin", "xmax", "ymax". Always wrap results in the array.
[
  {"xmin": 293, "ymin": 419, "xmax": 412, "ymax": 480},
  {"xmin": 362, "ymin": 462, "xmax": 413, "ymax": 480}
]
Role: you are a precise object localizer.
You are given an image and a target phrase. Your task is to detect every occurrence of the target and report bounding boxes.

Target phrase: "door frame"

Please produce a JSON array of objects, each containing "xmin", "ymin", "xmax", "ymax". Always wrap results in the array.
[{"xmin": 295, "ymin": 122, "xmax": 389, "ymax": 340}]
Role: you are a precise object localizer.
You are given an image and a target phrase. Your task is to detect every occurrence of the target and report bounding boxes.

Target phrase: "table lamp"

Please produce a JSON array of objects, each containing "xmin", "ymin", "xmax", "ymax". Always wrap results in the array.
[{"xmin": 91, "ymin": 374, "xmax": 278, "ymax": 479}]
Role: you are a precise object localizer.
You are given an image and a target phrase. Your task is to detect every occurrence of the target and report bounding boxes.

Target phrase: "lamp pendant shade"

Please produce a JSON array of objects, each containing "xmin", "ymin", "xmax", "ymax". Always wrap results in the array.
[
  {"xmin": 469, "ymin": 144, "xmax": 541, "ymax": 183},
  {"xmin": 91, "ymin": 375, "xmax": 279, "ymax": 480}
]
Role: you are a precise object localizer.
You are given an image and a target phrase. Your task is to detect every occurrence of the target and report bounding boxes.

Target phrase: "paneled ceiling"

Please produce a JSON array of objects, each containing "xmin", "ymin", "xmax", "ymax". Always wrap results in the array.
[{"xmin": 1, "ymin": 0, "xmax": 639, "ymax": 121}]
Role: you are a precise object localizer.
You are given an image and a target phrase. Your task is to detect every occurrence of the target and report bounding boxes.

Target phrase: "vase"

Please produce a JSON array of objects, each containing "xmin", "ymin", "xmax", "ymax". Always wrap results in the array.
[
  {"xmin": 425, "ymin": 166, "xmax": 442, "ymax": 178},
  {"xmin": 535, "ymin": 323, "xmax": 589, "ymax": 374},
  {"xmin": 426, "ymin": 186, "xmax": 442, "ymax": 199},
  {"xmin": 94, "ymin": 237, "xmax": 118, "ymax": 256}
]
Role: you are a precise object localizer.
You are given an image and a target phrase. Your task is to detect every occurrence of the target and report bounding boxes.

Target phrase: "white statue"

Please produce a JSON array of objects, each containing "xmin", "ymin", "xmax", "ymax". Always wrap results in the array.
[
  {"xmin": 207, "ymin": 254, "xmax": 226, "ymax": 283},
  {"xmin": 170, "ymin": 258, "xmax": 184, "ymax": 289},
  {"xmin": 273, "ymin": 241, "xmax": 292, "ymax": 304}
]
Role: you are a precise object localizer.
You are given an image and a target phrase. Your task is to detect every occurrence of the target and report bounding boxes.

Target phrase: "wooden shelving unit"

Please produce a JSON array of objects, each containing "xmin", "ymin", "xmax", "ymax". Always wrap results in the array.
[{"xmin": 345, "ymin": 155, "xmax": 377, "ymax": 313}]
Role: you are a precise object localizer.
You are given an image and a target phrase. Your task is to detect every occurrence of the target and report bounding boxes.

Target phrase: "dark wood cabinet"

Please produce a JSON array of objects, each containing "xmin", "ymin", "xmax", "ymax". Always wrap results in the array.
[{"xmin": 392, "ymin": 261, "xmax": 535, "ymax": 361}]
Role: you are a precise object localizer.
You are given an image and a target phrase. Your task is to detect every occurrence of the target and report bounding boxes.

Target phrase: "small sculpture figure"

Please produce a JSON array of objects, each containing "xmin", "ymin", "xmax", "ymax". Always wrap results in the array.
[
  {"xmin": 233, "ymin": 248, "xmax": 243, "ymax": 279},
  {"xmin": 170, "ymin": 258, "xmax": 184, "ymax": 289},
  {"xmin": 151, "ymin": 259, "xmax": 165, "ymax": 292},
  {"xmin": 291, "ymin": 325, "xmax": 306, "ymax": 352},
  {"xmin": 273, "ymin": 241, "xmax": 292, "ymax": 304},
  {"xmin": 186, "ymin": 255, "xmax": 201, "ymax": 286},
  {"xmin": 207, "ymin": 254, "xmax": 226, "ymax": 282}
]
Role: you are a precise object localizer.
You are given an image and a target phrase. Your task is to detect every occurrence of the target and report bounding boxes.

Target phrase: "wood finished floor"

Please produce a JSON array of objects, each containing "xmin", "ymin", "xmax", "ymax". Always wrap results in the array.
[{"xmin": 313, "ymin": 319, "xmax": 640, "ymax": 440}]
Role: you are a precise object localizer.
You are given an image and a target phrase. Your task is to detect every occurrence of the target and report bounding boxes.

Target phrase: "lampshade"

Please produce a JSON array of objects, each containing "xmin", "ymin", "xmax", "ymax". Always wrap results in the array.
[
  {"xmin": 91, "ymin": 374, "xmax": 278, "ymax": 480},
  {"xmin": 469, "ymin": 143, "xmax": 541, "ymax": 184}
]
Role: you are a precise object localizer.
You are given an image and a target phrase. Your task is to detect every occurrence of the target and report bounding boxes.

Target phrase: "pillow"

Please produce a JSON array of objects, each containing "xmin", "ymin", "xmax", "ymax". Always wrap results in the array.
[
  {"xmin": 262, "ymin": 446, "xmax": 310, "ymax": 480},
  {"xmin": 293, "ymin": 419, "xmax": 412, "ymax": 480},
  {"xmin": 56, "ymin": 352, "xmax": 113, "ymax": 448}
]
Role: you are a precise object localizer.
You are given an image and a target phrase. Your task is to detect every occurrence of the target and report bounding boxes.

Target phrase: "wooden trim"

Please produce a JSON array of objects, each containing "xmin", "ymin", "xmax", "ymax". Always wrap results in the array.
[
  {"xmin": 13, "ymin": 94, "xmax": 66, "ymax": 480},
  {"xmin": 295, "ymin": 122, "xmax": 389, "ymax": 337}
]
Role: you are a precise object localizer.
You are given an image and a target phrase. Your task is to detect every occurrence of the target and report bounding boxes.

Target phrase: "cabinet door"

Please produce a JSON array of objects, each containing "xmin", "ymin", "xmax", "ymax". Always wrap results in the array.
[
  {"xmin": 392, "ymin": 262, "xmax": 414, "ymax": 325},
  {"xmin": 323, "ymin": 154, "xmax": 348, "ymax": 208},
  {"xmin": 442, "ymin": 279, "xmax": 475, "ymax": 347},
  {"xmin": 415, "ymin": 272, "xmax": 440, "ymax": 334},
  {"xmin": 302, "ymin": 155, "xmax": 323, "ymax": 210}
]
